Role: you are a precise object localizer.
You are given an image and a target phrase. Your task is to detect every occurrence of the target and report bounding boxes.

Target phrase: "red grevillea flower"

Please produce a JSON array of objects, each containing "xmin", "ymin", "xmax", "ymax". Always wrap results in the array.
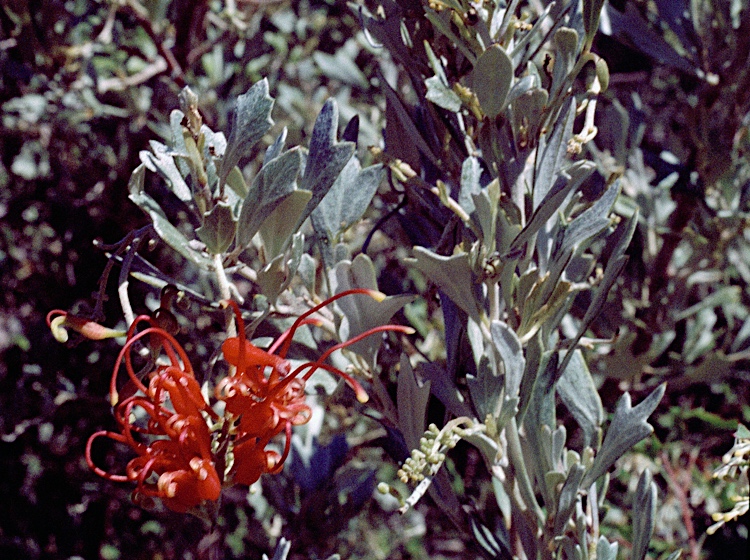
[
  {"xmin": 217, "ymin": 289, "xmax": 413, "ymax": 485},
  {"xmin": 86, "ymin": 316, "xmax": 221, "ymax": 513}
]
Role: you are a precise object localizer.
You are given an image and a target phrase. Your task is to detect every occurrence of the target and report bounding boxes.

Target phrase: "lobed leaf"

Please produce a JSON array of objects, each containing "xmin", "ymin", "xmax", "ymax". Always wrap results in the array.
[
  {"xmin": 298, "ymin": 99, "xmax": 356, "ymax": 229},
  {"xmin": 218, "ymin": 79, "xmax": 275, "ymax": 188},
  {"xmin": 581, "ymin": 384, "xmax": 666, "ymax": 488},
  {"xmin": 409, "ymin": 247, "xmax": 483, "ymax": 322}
]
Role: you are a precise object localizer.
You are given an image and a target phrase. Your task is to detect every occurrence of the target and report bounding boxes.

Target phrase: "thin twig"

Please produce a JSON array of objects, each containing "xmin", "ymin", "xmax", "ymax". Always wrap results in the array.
[{"xmin": 661, "ymin": 450, "xmax": 702, "ymax": 560}]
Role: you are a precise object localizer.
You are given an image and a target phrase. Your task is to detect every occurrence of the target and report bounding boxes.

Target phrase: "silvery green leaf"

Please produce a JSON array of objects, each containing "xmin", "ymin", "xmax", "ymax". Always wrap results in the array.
[
  {"xmin": 472, "ymin": 178, "xmax": 500, "ymax": 247},
  {"xmin": 458, "ymin": 156, "xmax": 484, "ymax": 217},
  {"xmin": 264, "ymin": 128, "xmax": 287, "ymax": 166},
  {"xmin": 595, "ymin": 536, "xmax": 619, "ymax": 560},
  {"xmin": 169, "ymin": 109, "xmax": 190, "ymax": 177},
  {"xmin": 225, "ymin": 165, "xmax": 248, "ymax": 199},
  {"xmin": 491, "ymin": 320, "xmax": 524, "ymax": 399},
  {"xmin": 473, "ymin": 45, "xmax": 513, "ymax": 118},
  {"xmin": 561, "ymin": 181, "xmax": 620, "ymax": 254},
  {"xmin": 256, "ymin": 253, "xmax": 286, "ymax": 301},
  {"xmin": 510, "ymin": 161, "xmax": 595, "ymax": 255},
  {"xmin": 554, "ymin": 463, "xmax": 585, "ymax": 535},
  {"xmin": 332, "ymin": 254, "xmax": 414, "ymax": 363},
  {"xmin": 313, "ymin": 156, "xmax": 384, "ymax": 243},
  {"xmin": 298, "ymin": 99, "xmax": 356, "ymax": 228},
  {"xmin": 517, "ymin": 332, "xmax": 546, "ymax": 425},
  {"xmin": 127, "ymin": 164, "xmax": 212, "ymax": 269},
  {"xmin": 196, "ymin": 200, "xmax": 236, "ymax": 254},
  {"xmin": 218, "ymin": 79, "xmax": 274, "ymax": 188},
  {"xmin": 550, "ymin": 28, "xmax": 579, "ymax": 100},
  {"xmin": 581, "ymin": 384, "xmax": 665, "ymax": 488},
  {"xmin": 140, "ymin": 141, "xmax": 191, "ymax": 202},
  {"xmin": 504, "ymin": 75, "xmax": 538, "ymax": 107},
  {"xmin": 557, "ymin": 210, "xmax": 637, "ymax": 376},
  {"xmin": 397, "ymin": 354, "xmax": 431, "ymax": 450},
  {"xmin": 313, "ymin": 49, "xmax": 369, "ymax": 89},
  {"xmin": 467, "ymin": 347, "xmax": 502, "ymax": 423},
  {"xmin": 425, "ymin": 75, "xmax": 462, "ymax": 112},
  {"xmin": 632, "ymin": 469, "xmax": 657, "ymax": 560},
  {"xmin": 258, "ymin": 189, "xmax": 312, "ymax": 261},
  {"xmin": 409, "ymin": 247, "xmax": 483, "ymax": 322},
  {"xmin": 201, "ymin": 125, "xmax": 227, "ymax": 159},
  {"xmin": 557, "ymin": 350, "xmax": 604, "ymax": 448},
  {"xmin": 583, "ymin": 0, "xmax": 606, "ymax": 48},
  {"xmin": 297, "ymin": 253, "xmax": 316, "ymax": 294},
  {"xmin": 287, "ymin": 232, "xmax": 304, "ymax": 279},
  {"xmin": 663, "ymin": 551, "xmax": 683, "ymax": 560},
  {"xmin": 422, "ymin": 41, "xmax": 462, "ymax": 112},
  {"xmin": 535, "ymin": 100, "xmax": 576, "ymax": 208},
  {"xmin": 552, "ymin": 425, "xmax": 567, "ymax": 470},
  {"xmin": 510, "ymin": 88, "xmax": 549, "ymax": 149},
  {"xmin": 236, "ymin": 148, "xmax": 302, "ymax": 249},
  {"xmin": 523, "ymin": 353, "xmax": 559, "ymax": 505}
]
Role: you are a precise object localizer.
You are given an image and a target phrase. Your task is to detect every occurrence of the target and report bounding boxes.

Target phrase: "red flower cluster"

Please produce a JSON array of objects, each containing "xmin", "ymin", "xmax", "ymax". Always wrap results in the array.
[
  {"xmin": 84, "ymin": 289, "xmax": 412, "ymax": 512},
  {"xmin": 86, "ymin": 316, "xmax": 221, "ymax": 513},
  {"xmin": 216, "ymin": 289, "xmax": 412, "ymax": 485}
]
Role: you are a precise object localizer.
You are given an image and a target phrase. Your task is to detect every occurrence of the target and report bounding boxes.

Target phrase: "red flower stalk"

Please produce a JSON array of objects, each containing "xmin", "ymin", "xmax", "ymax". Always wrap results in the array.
[
  {"xmin": 217, "ymin": 289, "xmax": 414, "ymax": 485},
  {"xmin": 86, "ymin": 316, "xmax": 220, "ymax": 513}
]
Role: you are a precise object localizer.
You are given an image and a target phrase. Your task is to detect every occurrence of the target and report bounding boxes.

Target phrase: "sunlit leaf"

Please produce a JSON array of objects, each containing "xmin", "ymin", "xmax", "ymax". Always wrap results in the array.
[
  {"xmin": 236, "ymin": 148, "xmax": 302, "ymax": 249},
  {"xmin": 313, "ymin": 156, "xmax": 384, "ymax": 243},
  {"xmin": 409, "ymin": 247, "xmax": 483, "ymax": 322},
  {"xmin": 258, "ymin": 189, "xmax": 312, "ymax": 262},
  {"xmin": 218, "ymin": 79, "xmax": 274, "ymax": 188},
  {"xmin": 196, "ymin": 200, "xmax": 236, "ymax": 255}
]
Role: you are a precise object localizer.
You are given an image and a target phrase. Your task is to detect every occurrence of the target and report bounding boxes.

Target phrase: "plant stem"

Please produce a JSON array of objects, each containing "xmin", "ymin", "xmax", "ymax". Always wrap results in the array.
[{"xmin": 506, "ymin": 417, "xmax": 546, "ymax": 526}]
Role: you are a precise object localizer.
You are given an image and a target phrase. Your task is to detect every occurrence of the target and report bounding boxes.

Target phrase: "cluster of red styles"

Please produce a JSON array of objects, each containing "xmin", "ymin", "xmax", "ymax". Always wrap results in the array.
[{"xmin": 50, "ymin": 289, "xmax": 409, "ymax": 513}]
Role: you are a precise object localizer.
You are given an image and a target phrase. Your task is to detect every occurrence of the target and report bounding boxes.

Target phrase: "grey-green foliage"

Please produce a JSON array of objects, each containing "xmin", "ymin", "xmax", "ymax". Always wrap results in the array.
[
  {"xmin": 313, "ymin": 156, "xmax": 384, "ymax": 245},
  {"xmin": 366, "ymin": 1, "xmax": 669, "ymax": 557},
  {"xmin": 632, "ymin": 469, "xmax": 658, "ymax": 560},
  {"xmin": 124, "ymin": 83, "xmax": 382, "ymax": 302},
  {"xmin": 218, "ymin": 80, "xmax": 274, "ymax": 189}
]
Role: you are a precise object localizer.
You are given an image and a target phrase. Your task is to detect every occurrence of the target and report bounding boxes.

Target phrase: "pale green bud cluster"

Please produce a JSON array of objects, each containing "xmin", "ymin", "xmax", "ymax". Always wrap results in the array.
[
  {"xmin": 397, "ymin": 424, "xmax": 454, "ymax": 483},
  {"xmin": 707, "ymin": 424, "xmax": 750, "ymax": 535}
]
